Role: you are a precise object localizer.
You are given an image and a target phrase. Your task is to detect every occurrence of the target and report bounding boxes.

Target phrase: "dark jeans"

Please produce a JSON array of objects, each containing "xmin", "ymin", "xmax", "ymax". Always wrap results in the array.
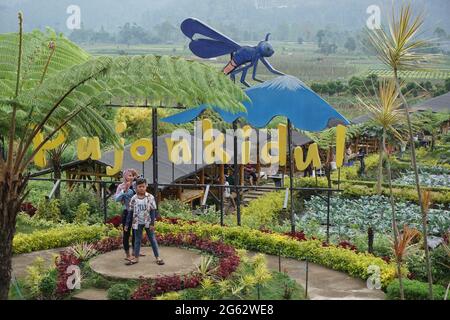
[
  {"xmin": 122, "ymin": 210, "xmax": 135, "ymax": 254},
  {"xmin": 134, "ymin": 224, "xmax": 160, "ymax": 258}
]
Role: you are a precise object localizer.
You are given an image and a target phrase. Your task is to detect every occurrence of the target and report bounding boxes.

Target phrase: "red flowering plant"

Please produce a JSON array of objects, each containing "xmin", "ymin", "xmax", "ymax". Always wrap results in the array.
[
  {"xmin": 20, "ymin": 202, "xmax": 37, "ymax": 217},
  {"xmin": 106, "ymin": 215, "xmax": 122, "ymax": 228},
  {"xmin": 54, "ymin": 230, "xmax": 240, "ymax": 300},
  {"xmin": 283, "ymin": 231, "xmax": 307, "ymax": 242},
  {"xmin": 131, "ymin": 233, "xmax": 240, "ymax": 300},
  {"xmin": 55, "ymin": 251, "xmax": 81, "ymax": 297},
  {"xmin": 337, "ymin": 240, "xmax": 358, "ymax": 252}
]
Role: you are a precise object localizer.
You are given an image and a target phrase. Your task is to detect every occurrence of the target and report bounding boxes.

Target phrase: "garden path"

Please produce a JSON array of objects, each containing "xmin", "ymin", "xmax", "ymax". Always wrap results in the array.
[
  {"xmin": 250, "ymin": 252, "xmax": 386, "ymax": 300},
  {"xmin": 12, "ymin": 247, "xmax": 386, "ymax": 300}
]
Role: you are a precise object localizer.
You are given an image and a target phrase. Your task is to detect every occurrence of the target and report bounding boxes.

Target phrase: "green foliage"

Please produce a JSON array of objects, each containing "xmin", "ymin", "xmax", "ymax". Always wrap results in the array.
[
  {"xmin": 60, "ymin": 187, "xmax": 101, "ymax": 223},
  {"xmin": 13, "ymin": 223, "xmax": 113, "ymax": 254},
  {"xmin": 68, "ymin": 242, "xmax": 98, "ymax": 261},
  {"xmin": 84, "ymin": 273, "xmax": 113, "ymax": 290},
  {"xmin": 159, "ymin": 199, "xmax": 192, "ymax": 218},
  {"xmin": 107, "ymin": 284, "xmax": 132, "ymax": 300},
  {"xmin": 34, "ymin": 198, "xmax": 61, "ymax": 223},
  {"xmin": 16, "ymin": 212, "xmax": 58, "ymax": 234},
  {"xmin": 406, "ymin": 246, "xmax": 450, "ymax": 287},
  {"xmin": 353, "ymin": 233, "xmax": 393, "ymax": 258},
  {"xmin": 25, "ymin": 257, "xmax": 54, "ymax": 299},
  {"xmin": 156, "ymin": 220, "xmax": 399, "ymax": 287},
  {"xmin": 38, "ymin": 269, "xmax": 57, "ymax": 299},
  {"xmin": 339, "ymin": 181, "xmax": 450, "ymax": 206},
  {"xmin": 171, "ymin": 251, "xmax": 302, "ymax": 300},
  {"xmin": 241, "ymin": 191, "xmax": 285, "ymax": 229},
  {"xmin": 303, "ymin": 194, "xmax": 449, "ymax": 237},
  {"xmin": 74, "ymin": 203, "xmax": 90, "ymax": 224},
  {"xmin": 386, "ymin": 279, "xmax": 446, "ymax": 300}
]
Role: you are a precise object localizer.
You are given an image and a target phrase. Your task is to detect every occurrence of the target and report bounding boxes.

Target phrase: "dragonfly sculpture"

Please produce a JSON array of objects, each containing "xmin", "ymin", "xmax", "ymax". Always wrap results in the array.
[{"xmin": 181, "ymin": 18, "xmax": 284, "ymax": 87}]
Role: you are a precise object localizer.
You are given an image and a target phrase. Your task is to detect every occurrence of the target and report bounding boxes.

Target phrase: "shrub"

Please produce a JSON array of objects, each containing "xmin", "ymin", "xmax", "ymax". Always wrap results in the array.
[
  {"xmin": 159, "ymin": 199, "xmax": 192, "ymax": 218},
  {"xmin": 34, "ymin": 198, "xmax": 61, "ymax": 223},
  {"xmin": 241, "ymin": 191, "xmax": 284, "ymax": 229},
  {"xmin": 74, "ymin": 203, "xmax": 90, "ymax": 224},
  {"xmin": 155, "ymin": 219, "xmax": 399, "ymax": 288},
  {"xmin": 386, "ymin": 279, "xmax": 446, "ymax": 300},
  {"xmin": 16, "ymin": 212, "xmax": 59, "ymax": 234},
  {"xmin": 13, "ymin": 224, "xmax": 112, "ymax": 254},
  {"xmin": 38, "ymin": 269, "xmax": 57, "ymax": 299},
  {"xmin": 60, "ymin": 187, "xmax": 102, "ymax": 222},
  {"xmin": 25, "ymin": 257, "xmax": 50, "ymax": 299},
  {"xmin": 107, "ymin": 284, "xmax": 132, "ymax": 300}
]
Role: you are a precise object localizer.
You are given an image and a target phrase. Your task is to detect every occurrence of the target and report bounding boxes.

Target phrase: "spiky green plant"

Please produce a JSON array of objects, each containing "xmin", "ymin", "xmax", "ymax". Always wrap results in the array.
[
  {"xmin": 366, "ymin": 4, "xmax": 437, "ymax": 299},
  {"xmin": 357, "ymin": 79, "xmax": 405, "ymax": 193},
  {"xmin": 0, "ymin": 13, "xmax": 246, "ymax": 300}
]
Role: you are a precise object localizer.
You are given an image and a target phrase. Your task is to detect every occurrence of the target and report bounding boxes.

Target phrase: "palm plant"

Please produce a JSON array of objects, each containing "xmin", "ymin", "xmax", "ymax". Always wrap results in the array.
[
  {"xmin": 366, "ymin": 4, "xmax": 437, "ymax": 299},
  {"xmin": 357, "ymin": 79, "xmax": 405, "ymax": 259},
  {"xmin": 357, "ymin": 79, "xmax": 405, "ymax": 193},
  {"xmin": 391, "ymin": 224, "xmax": 421, "ymax": 300},
  {"xmin": 0, "ymin": 13, "xmax": 246, "ymax": 300}
]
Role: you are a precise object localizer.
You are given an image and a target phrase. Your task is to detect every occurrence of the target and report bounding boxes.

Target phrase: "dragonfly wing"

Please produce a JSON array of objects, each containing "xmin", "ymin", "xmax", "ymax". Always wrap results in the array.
[
  {"xmin": 189, "ymin": 39, "xmax": 239, "ymax": 59},
  {"xmin": 181, "ymin": 18, "xmax": 241, "ymax": 57}
]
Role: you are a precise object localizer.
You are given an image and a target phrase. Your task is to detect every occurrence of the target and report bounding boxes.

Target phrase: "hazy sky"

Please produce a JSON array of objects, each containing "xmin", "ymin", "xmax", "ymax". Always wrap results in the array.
[{"xmin": 1, "ymin": 0, "xmax": 449, "ymax": 35}]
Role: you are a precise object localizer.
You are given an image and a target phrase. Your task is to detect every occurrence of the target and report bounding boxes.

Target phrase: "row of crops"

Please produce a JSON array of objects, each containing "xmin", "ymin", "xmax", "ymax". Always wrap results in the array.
[{"xmin": 367, "ymin": 68, "xmax": 450, "ymax": 80}]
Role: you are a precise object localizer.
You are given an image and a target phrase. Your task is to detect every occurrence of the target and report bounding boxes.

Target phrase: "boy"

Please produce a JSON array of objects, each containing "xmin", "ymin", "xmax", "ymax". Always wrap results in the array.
[{"xmin": 125, "ymin": 178, "xmax": 164, "ymax": 266}]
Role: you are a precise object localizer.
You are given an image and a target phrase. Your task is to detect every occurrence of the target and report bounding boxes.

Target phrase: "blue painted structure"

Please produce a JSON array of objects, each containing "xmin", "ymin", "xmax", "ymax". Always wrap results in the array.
[{"xmin": 161, "ymin": 75, "xmax": 350, "ymax": 131}]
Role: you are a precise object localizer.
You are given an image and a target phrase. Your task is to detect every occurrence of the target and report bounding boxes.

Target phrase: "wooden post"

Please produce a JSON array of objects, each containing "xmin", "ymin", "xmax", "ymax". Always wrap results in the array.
[
  {"xmin": 233, "ymin": 120, "xmax": 241, "ymax": 226},
  {"xmin": 177, "ymin": 187, "xmax": 182, "ymax": 201},
  {"xmin": 239, "ymin": 164, "xmax": 244, "ymax": 186},
  {"xmin": 288, "ymin": 120, "xmax": 295, "ymax": 233},
  {"xmin": 152, "ymin": 107, "xmax": 159, "ymax": 206},
  {"xmin": 219, "ymin": 164, "xmax": 225, "ymax": 185},
  {"xmin": 200, "ymin": 169, "xmax": 205, "ymax": 185}
]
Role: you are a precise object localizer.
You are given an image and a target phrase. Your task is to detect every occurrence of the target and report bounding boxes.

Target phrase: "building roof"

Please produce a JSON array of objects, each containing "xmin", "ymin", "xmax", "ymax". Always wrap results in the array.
[{"xmin": 410, "ymin": 92, "xmax": 450, "ymax": 113}]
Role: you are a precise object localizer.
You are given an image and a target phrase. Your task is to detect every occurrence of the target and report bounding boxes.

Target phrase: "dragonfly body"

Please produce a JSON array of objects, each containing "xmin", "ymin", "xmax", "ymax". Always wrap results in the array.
[{"xmin": 181, "ymin": 18, "xmax": 284, "ymax": 87}]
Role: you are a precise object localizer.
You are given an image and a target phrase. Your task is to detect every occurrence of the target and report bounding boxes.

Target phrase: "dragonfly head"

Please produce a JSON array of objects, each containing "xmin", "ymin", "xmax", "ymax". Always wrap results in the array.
[{"xmin": 258, "ymin": 34, "xmax": 275, "ymax": 57}]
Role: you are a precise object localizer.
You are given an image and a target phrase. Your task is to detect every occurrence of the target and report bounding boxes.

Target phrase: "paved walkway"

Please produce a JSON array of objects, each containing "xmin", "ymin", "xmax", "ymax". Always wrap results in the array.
[
  {"xmin": 89, "ymin": 246, "xmax": 203, "ymax": 280},
  {"xmin": 12, "ymin": 247, "xmax": 65, "ymax": 279},
  {"xmin": 12, "ymin": 246, "xmax": 385, "ymax": 300},
  {"xmin": 249, "ymin": 252, "xmax": 385, "ymax": 300}
]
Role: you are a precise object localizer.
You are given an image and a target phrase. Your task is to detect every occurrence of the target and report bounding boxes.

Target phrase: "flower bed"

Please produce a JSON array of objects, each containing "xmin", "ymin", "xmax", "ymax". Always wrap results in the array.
[
  {"xmin": 155, "ymin": 219, "xmax": 399, "ymax": 288},
  {"xmin": 13, "ymin": 223, "xmax": 119, "ymax": 254},
  {"xmin": 54, "ymin": 233, "xmax": 240, "ymax": 300}
]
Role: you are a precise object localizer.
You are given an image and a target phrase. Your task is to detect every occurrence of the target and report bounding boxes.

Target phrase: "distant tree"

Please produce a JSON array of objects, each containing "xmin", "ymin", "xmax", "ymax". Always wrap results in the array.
[
  {"xmin": 446, "ymin": 78, "xmax": 450, "ymax": 92},
  {"xmin": 316, "ymin": 30, "xmax": 326, "ymax": 47},
  {"xmin": 434, "ymin": 27, "xmax": 447, "ymax": 39},
  {"xmin": 69, "ymin": 23, "xmax": 94, "ymax": 44},
  {"xmin": 419, "ymin": 81, "xmax": 433, "ymax": 92},
  {"xmin": 344, "ymin": 37, "xmax": 357, "ymax": 52},
  {"xmin": 297, "ymin": 36, "xmax": 304, "ymax": 45},
  {"xmin": 154, "ymin": 20, "xmax": 177, "ymax": 43},
  {"xmin": 319, "ymin": 42, "xmax": 337, "ymax": 55}
]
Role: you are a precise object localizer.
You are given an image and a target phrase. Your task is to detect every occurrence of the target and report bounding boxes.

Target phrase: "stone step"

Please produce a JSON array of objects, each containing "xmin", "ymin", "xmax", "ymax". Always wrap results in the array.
[{"xmin": 72, "ymin": 288, "xmax": 108, "ymax": 300}]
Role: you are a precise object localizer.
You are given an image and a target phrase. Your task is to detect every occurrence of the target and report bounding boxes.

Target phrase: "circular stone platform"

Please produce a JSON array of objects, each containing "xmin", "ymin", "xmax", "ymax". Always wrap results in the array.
[{"xmin": 89, "ymin": 246, "xmax": 203, "ymax": 280}]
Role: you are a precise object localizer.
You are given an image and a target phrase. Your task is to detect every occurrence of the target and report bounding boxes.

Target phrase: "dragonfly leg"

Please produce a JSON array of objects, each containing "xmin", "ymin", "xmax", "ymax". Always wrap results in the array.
[
  {"xmin": 252, "ymin": 60, "xmax": 264, "ymax": 83},
  {"xmin": 240, "ymin": 67, "xmax": 251, "ymax": 87}
]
